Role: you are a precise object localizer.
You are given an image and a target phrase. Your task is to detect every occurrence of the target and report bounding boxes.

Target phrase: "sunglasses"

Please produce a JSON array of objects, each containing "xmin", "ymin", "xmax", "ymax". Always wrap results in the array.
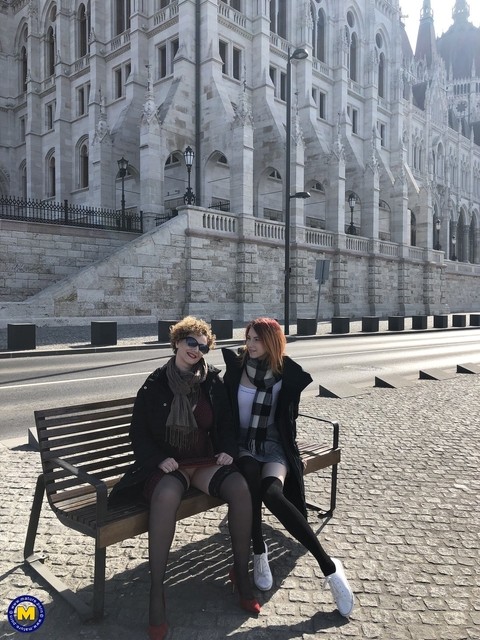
[{"xmin": 184, "ymin": 336, "xmax": 209, "ymax": 354}]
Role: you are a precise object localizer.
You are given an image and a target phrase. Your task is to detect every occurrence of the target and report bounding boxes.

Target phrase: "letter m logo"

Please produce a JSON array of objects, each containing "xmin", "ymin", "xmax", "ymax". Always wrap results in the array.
[{"xmin": 16, "ymin": 604, "xmax": 36, "ymax": 621}]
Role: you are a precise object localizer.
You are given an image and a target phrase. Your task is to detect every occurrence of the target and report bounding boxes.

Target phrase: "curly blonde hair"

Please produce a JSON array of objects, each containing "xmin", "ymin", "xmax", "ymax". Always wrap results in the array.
[{"xmin": 169, "ymin": 316, "xmax": 216, "ymax": 352}]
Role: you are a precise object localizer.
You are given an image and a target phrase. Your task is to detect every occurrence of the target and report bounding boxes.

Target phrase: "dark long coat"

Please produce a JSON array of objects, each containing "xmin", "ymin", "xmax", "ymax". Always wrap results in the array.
[
  {"xmin": 221, "ymin": 347, "xmax": 312, "ymax": 517},
  {"xmin": 109, "ymin": 361, "xmax": 237, "ymax": 505}
]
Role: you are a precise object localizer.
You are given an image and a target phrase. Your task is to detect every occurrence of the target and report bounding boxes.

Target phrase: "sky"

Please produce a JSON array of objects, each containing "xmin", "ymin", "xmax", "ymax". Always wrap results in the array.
[{"xmin": 400, "ymin": 0, "xmax": 480, "ymax": 48}]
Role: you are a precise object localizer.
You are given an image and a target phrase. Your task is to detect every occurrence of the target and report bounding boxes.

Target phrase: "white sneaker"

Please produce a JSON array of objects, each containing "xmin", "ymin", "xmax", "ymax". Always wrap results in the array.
[
  {"xmin": 253, "ymin": 543, "xmax": 273, "ymax": 591},
  {"xmin": 324, "ymin": 558, "xmax": 355, "ymax": 617}
]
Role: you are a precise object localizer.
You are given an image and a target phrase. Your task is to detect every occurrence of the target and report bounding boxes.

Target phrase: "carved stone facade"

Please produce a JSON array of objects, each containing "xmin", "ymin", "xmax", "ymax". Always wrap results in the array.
[{"xmin": 1, "ymin": 0, "xmax": 480, "ymax": 322}]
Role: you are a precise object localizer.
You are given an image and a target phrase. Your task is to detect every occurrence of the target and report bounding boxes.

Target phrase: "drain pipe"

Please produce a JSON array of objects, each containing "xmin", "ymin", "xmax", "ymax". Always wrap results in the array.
[{"xmin": 195, "ymin": 0, "xmax": 201, "ymax": 206}]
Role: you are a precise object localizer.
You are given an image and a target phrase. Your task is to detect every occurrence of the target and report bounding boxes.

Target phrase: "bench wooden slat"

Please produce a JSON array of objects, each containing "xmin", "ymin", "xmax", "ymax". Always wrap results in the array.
[{"xmin": 25, "ymin": 396, "xmax": 341, "ymax": 621}]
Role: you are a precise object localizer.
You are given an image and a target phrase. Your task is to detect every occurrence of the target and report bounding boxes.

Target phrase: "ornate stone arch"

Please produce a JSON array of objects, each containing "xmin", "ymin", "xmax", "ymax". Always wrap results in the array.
[{"xmin": 204, "ymin": 150, "xmax": 230, "ymax": 210}]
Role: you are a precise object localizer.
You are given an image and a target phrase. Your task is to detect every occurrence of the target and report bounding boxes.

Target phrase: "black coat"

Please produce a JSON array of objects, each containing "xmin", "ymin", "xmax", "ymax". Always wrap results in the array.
[
  {"xmin": 109, "ymin": 361, "xmax": 237, "ymax": 505},
  {"xmin": 221, "ymin": 347, "xmax": 312, "ymax": 518}
]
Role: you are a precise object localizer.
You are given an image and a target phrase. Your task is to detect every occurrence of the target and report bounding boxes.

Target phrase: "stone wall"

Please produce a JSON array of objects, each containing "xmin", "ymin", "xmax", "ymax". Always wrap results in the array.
[
  {"xmin": 1, "ymin": 208, "xmax": 480, "ymax": 329},
  {"xmin": 0, "ymin": 219, "xmax": 138, "ymax": 301}
]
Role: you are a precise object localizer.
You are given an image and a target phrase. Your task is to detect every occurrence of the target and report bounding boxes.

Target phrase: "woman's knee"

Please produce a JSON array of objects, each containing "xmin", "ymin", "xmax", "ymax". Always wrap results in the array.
[
  {"xmin": 209, "ymin": 466, "xmax": 249, "ymax": 500},
  {"xmin": 260, "ymin": 475, "xmax": 283, "ymax": 502},
  {"xmin": 150, "ymin": 472, "xmax": 187, "ymax": 509}
]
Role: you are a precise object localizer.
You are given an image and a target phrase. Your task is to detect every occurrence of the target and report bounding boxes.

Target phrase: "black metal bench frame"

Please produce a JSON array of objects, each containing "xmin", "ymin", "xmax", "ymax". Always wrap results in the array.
[{"xmin": 23, "ymin": 398, "xmax": 340, "ymax": 621}]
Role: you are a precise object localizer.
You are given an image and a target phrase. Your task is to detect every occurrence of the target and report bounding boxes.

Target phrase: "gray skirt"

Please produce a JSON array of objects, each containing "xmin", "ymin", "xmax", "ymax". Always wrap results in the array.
[{"xmin": 238, "ymin": 439, "xmax": 288, "ymax": 466}]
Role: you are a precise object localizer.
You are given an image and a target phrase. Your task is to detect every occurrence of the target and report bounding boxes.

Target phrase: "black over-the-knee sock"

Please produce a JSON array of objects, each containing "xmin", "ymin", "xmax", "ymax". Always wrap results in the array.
[
  {"xmin": 235, "ymin": 456, "xmax": 265, "ymax": 554},
  {"xmin": 261, "ymin": 476, "xmax": 336, "ymax": 576}
]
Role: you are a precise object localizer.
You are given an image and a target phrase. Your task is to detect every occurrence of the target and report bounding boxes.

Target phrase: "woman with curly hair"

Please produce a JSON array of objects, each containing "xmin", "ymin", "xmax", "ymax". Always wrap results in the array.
[{"xmin": 110, "ymin": 316, "xmax": 259, "ymax": 640}]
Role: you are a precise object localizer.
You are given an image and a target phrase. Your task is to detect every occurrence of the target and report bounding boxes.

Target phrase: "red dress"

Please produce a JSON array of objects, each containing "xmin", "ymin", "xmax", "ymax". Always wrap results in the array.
[{"xmin": 143, "ymin": 389, "xmax": 215, "ymax": 501}]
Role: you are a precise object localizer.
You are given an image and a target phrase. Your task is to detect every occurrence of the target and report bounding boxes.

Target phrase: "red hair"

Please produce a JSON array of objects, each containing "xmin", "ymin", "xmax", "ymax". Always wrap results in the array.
[{"xmin": 243, "ymin": 317, "xmax": 286, "ymax": 375}]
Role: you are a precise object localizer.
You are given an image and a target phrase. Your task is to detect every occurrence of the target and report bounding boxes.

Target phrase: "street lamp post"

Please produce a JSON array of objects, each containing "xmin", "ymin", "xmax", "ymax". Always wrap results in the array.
[
  {"xmin": 183, "ymin": 146, "xmax": 196, "ymax": 205},
  {"xmin": 117, "ymin": 156, "xmax": 129, "ymax": 230},
  {"xmin": 346, "ymin": 193, "xmax": 357, "ymax": 235},
  {"xmin": 434, "ymin": 217, "xmax": 441, "ymax": 251},
  {"xmin": 284, "ymin": 46, "xmax": 308, "ymax": 337},
  {"xmin": 451, "ymin": 234, "xmax": 457, "ymax": 261}
]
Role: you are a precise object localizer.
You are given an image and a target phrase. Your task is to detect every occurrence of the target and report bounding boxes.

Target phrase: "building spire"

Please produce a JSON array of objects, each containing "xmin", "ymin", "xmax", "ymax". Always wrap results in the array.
[
  {"xmin": 453, "ymin": 0, "xmax": 470, "ymax": 23},
  {"xmin": 415, "ymin": 0, "xmax": 437, "ymax": 65},
  {"xmin": 420, "ymin": 0, "xmax": 433, "ymax": 21}
]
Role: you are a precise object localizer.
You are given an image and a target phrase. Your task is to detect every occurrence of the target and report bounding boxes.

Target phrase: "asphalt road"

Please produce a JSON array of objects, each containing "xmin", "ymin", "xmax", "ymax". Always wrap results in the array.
[{"xmin": 2, "ymin": 329, "xmax": 480, "ymax": 441}]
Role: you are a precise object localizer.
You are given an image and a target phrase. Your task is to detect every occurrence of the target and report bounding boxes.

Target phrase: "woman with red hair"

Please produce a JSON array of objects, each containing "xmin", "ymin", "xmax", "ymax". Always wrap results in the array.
[{"xmin": 222, "ymin": 317, "xmax": 354, "ymax": 618}]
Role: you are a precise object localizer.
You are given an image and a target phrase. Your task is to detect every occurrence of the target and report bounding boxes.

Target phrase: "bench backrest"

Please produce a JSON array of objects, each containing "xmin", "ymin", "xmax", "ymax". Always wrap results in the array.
[{"xmin": 34, "ymin": 396, "xmax": 137, "ymax": 509}]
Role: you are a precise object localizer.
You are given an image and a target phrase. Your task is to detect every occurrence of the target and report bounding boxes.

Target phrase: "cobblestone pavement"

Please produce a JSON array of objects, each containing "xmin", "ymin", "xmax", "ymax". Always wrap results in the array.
[{"xmin": 1, "ymin": 371, "xmax": 479, "ymax": 640}]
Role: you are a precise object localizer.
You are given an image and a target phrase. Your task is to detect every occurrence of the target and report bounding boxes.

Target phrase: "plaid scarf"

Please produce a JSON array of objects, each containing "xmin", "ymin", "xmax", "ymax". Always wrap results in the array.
[{"xmin": 244, "ymin": 357, "xmax": 281, "ymax": 455}]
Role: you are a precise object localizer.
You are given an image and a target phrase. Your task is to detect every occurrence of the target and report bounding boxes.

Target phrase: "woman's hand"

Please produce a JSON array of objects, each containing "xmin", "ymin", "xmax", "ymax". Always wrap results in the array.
[
  {"xmin": 215, "ymin": 452, "xmax": 233, "ymax": 466},
  {"xmin": 159, "ymin": 457, "xmax": 179, "ymax": 473}
]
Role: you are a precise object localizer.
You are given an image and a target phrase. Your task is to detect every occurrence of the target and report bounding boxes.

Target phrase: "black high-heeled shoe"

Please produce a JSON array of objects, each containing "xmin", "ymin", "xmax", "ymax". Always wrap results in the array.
[{"xmin": 228, "ymin": 567, "xmax": 261, "ymax": 614}]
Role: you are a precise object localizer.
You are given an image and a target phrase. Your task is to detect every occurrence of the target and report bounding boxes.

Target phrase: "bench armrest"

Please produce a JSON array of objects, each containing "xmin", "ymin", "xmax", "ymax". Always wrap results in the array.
[
  {"xmin": 50, "ymin": 456, "xmax": 109, "ymax": 524},
  {"xmin": 297, "ymin": 413, "xmax": 340, "ymax": 449}
]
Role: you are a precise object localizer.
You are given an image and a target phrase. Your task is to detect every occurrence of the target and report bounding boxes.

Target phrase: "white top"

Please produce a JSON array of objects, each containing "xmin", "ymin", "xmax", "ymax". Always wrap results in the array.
[{"xmin": 237, "ymin": 380, "xmax": 282, "ymax": 430}]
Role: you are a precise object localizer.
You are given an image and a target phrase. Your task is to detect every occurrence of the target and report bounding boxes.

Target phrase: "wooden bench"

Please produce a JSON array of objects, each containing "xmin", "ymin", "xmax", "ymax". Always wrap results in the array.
[{"xmin": 24, "ymin": 397, "xmax": 341, "ymax": 621}]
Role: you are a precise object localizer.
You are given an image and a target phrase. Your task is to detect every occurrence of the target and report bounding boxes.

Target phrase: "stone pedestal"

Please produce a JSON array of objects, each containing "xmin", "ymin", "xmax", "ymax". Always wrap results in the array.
[
  {"xmin": 158, "ymin": 320, "xmax": 177, "ymax": 343},
  {"xmin": 362, "ymin": 316, "xmax": 379, "ymax": 332},
  {"xmin": 452, "ymin": 314, "xmax": 466, "ymax": 327},
  {"xmin": 91, "ymin": 321, "xmax": 117, "ymax": 346},
  {"xmin": 388, "ymin": 316, "xmax": 405, "ymax": 331},
  {"xmin": 297, "ymin": 318, "xmax": 317, "ymax": 336},
  {"xmin": 211, "ymin": 319, "xmax": 233, "ymax": 340},
  {"xmin": 433, "ymin": 315, "xmax": 448, "ymax": 329},
  {"xmin": 7, "ymin": 323, "xmax": 36, "ymax": 350},
  {"xmin": 412, "ymin": 315, "xmax": 428, "ymax": 330},
  {"xmin": 331, "ymin": 317, "xmax": 350, "ymax": 334}
]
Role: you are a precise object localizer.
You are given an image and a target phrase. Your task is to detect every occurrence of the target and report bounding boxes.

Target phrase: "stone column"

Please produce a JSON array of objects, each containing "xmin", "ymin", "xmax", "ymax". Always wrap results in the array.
[
  {"xmin": 139, "ymin": 67, "xmax": 163, "ymax": 231},
  {"xmin": 229, "ymin": 87, "xmax": 254, "ymax": 216}
]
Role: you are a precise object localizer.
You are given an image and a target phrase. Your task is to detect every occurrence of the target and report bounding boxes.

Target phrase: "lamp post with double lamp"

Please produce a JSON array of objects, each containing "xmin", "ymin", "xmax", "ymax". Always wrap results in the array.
[
  {"xmin": 434, "ymin": 217, "xmax": 441, "ymax": 251},
  {"xmin": 183, "ymin": 146, "xmax": 196, "ymax": 205},
  {"xmin": 284, "ymin": 46, "xmax": 308, "ymax": 337},
  {"xmin": 346, "ymin": 193, "xmax": 357, "ymax": 235},
  {"xmin": 451, "ymin": 234, "xmax": 457, "ymax": 260},
  {"xmin": 117, "ymin": 156, "xmax": 129, "ymax": 230}
]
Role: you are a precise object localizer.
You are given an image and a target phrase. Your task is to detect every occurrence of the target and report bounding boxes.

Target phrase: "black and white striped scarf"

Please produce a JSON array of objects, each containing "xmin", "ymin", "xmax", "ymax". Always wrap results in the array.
[{"xmin": 244, "ymin": 357, "xmax": 280, "ymax": 454}]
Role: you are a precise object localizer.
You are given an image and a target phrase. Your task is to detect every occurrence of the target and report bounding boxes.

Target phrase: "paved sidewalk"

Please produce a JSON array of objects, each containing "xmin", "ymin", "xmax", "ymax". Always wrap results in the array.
[{"xmin": 1, "ymin": 373, "xmax": 479, "ymax": 639}]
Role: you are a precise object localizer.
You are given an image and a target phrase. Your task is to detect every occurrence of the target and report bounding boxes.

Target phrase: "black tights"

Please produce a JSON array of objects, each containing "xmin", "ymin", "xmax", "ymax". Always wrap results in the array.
[
  {"xmin": 148, "ymin": 469, "xmax": 252, "ymax": 626},
  {"xmin": 236, "ymin": 456, "xmax": 335, "ymax": 577}
]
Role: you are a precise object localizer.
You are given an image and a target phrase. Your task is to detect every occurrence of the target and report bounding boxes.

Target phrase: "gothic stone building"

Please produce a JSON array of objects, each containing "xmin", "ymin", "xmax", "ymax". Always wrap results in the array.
[{"xmin": 1, "ymin": 0, "xmax": 480, "ymax": 324}]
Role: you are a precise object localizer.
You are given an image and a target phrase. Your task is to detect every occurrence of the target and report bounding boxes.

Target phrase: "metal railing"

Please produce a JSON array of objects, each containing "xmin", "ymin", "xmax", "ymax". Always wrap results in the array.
[
  {"xmin": 0, "ymin": 196, "xmax": 143, "ymax": 233},
  {"xmin": 208, "ymin": 199, "xmax": 230, "ymax": 211}
]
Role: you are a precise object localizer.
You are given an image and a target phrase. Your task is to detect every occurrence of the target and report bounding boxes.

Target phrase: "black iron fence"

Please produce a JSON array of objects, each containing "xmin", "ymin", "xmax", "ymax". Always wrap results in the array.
[
  {"xmin": 0, "ymin": 196, "xmax": 143, "ymax": 233},
  {"xmin": 208, "ymin": 199, "xmax": 230, "ymax": 212}
]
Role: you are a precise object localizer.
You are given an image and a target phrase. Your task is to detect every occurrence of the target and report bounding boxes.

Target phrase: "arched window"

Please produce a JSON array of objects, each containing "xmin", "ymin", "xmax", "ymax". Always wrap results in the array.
[
  {"xmin": 349, "ymin": 32, "xmax": 357, "ymax": 82},
  {"xmin": 312, "ymin": 8, "xmax": 326, "ymax": 62},
  {"xmin": 79, "ymin": 142, "xmax": 89, "ymax": 188},
  {"xmin": 469, "ymin": 217, "xmax": 476, "ymax": 263},
  {"xmin": 46, "ymin": 26, "xmax": 55, "ymax": 77},
  {"xmin": 78, "ymin": 4, "xmax": 88, "ymax": 58},
  {"xmin": 20, "ymin": 161, "xmax": 27, "ymax": 198},
  {"xmin": 378, "ymin": 52, "xmax": 385, "ymax": 98},
  {"xmin": 410, "ymin": 210, "xmax": 416, "ymax": 246},
  {"xmin": 20, "ymin": 45, "xmax": 28, "ymax": 93},
  {"xmin": 270, "ymin": 0, "xmax": 286, "ymax": 39},
  {"xmin": 115, "ymin": 0, "xmax": 131, "ymax": 36},
  {"xmin": 47, "ymin": 154, "xmax": 56, "ymax": 197},
  {"xmin": 437, "ymin": 145, "xmax": 444, "ymax": 178}
]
